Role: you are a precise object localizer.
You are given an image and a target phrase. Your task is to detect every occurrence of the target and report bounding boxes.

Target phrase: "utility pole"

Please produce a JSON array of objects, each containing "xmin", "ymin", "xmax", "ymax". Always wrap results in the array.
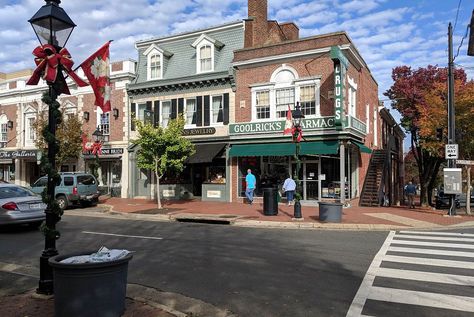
[{"xmin": 447, "ymin": 23, "xmax": 456, "ymax": 216}]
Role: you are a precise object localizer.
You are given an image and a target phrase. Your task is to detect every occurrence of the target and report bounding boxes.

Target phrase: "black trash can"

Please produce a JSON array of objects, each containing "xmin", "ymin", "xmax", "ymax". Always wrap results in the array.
[
  {"xmin": 318, "ymin": 202, "xmax": 343, "ymax": 222},
  {"xmin": 49, "ymin": 251, "xmax": 133, "ymax": 317},
  {"xmin": 262, "ymin": 186, "xmax": 278, "ymax": 215}
]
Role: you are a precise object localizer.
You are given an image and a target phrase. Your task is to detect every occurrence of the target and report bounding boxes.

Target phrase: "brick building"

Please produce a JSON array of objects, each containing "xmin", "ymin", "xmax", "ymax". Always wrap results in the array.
[
  {"xmin": 0, "ymin": 60, "xmax": 135, "ymax": 198},
  {"xmin": 228, "ymin": 0, "xmax": 381, "ymax": 205}
]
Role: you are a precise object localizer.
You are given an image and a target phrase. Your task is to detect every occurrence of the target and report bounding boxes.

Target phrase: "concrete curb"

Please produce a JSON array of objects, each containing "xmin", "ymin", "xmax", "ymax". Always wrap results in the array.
[
  {"xmin": 65, "ymin": 205, "xmax": 474, "ymax": 231},
  {"xmin": 128, "ymin": 284, "xmax": 237, "ymax": 317}
]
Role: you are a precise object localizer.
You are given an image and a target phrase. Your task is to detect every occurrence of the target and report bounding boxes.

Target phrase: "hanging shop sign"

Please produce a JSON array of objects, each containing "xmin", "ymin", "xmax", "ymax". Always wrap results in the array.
[
  {"xmin": 0, "ymin": 150, "xmax": 38, "ymax": 159},
  {"xmin": 330, "ymin": 46, "xmax": 348, "ymax": 131},
  {"xmin": 183, "ymin": 127, "xmax": 216, "ymax": 136},
  {"xmin": 83, "ymin": 148, "xmax": 124, "ymax": 156}
]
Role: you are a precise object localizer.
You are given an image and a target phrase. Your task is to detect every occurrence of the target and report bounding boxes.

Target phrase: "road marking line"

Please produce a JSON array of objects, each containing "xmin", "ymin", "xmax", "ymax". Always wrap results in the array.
[
  {"xmin": 388, "ymin": 246, "xmax": 474, "ymax": 258},
  {"xmin": 346, "ymin": 231, "xmax": 396, "ymax": 317},
  {"xmin": 391, "ymin": 239, "xmax": 474, "ymax": 250},
  {"xmin": 82, "ymin": 231, "xmax": 163, "ymax": 240},
  {"xmin": 399, "ymin": 231, "xmax": 474, "ymax": 237},
  {"xmin": 377, "ymin": 267, "xmax": 474, "ymax": 285},
  {"xmin": 368, "ymin": 286, "xmax": 474, "ymax": 312},
  {"xmin": 383, "ymin": 254, "xmax": 474, "ymax": 269},
  {"xmin": 394, "ymin": 234, "xmax": 474, "ymax": 243}
]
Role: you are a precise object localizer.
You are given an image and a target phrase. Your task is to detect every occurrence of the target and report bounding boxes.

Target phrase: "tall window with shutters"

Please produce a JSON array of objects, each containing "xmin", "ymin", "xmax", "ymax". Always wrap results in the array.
[
  {"xmin": 0, "ymin": 123, "xmax": 7, "ymax": 148},
  {"xmin": 211, "ymin": 95, "xmax": 223, "ymax": 124},
  {"xmin": 185, "ymin": 98, "xmax": 197, "ymax": 126},
  {"xmin": 161, "ymin": 101, "xmax": 171, "ymax": 128}
]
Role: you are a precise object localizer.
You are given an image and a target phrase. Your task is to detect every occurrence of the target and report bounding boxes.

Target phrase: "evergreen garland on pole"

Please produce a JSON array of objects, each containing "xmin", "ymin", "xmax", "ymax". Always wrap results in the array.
[{"xmin": 39, "ymin": 92, "xmax": 63, "ymax": 240}]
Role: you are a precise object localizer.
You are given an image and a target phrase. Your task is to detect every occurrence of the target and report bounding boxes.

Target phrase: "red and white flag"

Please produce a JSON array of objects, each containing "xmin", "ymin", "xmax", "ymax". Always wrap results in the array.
[
  {"xmin": 79, "ymin": 41, "xmax": 112, "ymax": 113},
  {"xmin": 283, "ymin": 105, "xmax": 293, "ymax": 135}
]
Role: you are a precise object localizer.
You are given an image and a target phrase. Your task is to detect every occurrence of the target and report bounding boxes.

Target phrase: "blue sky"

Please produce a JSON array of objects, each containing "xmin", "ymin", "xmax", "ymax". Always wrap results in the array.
[{"xmin": 1, "ymin": 0, "xmax": 473, "ymax": 115}]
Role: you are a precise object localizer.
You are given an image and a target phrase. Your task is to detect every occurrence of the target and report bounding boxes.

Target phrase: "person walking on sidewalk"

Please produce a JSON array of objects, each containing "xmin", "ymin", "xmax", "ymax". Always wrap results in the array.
[
  {"xmin": 282, "ymin": 175, "xmax": 296, "ymax": 206},
  {"xmin": 245, "ymin": 169, "xmax": 256, "ymax": 204},
  {"xmin": 405, "ymin": 179, "xmax": 417, "ymax": 209}
]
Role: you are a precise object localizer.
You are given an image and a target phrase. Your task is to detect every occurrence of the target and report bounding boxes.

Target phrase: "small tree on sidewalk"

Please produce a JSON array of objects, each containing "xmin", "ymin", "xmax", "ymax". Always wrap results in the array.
[{"xmin": 132, "ymin": 117, "xmax": 195, "ymax": 209}]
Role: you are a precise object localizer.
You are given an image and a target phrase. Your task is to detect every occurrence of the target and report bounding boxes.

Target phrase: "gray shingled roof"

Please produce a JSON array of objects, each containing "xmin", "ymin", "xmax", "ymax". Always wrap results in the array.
[{"xmin": 130, "ymin": 21, "xmax": 244, "ymax": 87}]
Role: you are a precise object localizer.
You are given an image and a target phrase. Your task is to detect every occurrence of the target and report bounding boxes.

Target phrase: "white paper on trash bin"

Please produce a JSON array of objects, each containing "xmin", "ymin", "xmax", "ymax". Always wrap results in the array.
[{"xmin": 61, "ymin": 246, "xmax": 131, "ymax": 264}]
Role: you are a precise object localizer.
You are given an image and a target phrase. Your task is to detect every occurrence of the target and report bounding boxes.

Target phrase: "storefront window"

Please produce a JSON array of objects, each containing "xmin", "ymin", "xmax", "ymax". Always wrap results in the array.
[
  {"xmin": 320, "ymin": 156, "xmax": 343, "ymax": 198},
  {"xmin": 161, "ymin": 166, "xmax": 191, "ymax": 184},
  {"xmin": 206, "ymin": 165, "xmax": 226, "ymax": 184}
]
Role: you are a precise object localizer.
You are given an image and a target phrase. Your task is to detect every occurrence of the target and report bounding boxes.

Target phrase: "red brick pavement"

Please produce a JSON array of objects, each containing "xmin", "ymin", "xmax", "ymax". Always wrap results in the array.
[{"xmin": 99, "ymin": 197, "xmax": 473, "ymax": 227}]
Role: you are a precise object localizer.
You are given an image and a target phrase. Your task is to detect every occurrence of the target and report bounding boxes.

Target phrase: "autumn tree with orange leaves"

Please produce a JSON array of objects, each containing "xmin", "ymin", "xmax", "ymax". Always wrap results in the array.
[{"xmin": 385, "ymin": 65, "xmax": 474, "ymax": 206}]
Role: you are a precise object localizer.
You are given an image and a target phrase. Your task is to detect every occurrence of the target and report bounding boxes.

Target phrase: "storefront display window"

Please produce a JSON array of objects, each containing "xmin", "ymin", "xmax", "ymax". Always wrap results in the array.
[
  {"xmin": 161, "ymin": 166, "xmax": 191, "ymax": 184},
  {"xmin": 206, "ymin": 165, "xmax": 226, "ymax": 184}
]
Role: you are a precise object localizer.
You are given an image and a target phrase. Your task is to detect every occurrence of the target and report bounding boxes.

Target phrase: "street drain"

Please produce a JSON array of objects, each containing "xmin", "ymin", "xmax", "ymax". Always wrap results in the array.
[{"xmin": 176, "ymin": 218, "xmax": 232, "ymax": 225}]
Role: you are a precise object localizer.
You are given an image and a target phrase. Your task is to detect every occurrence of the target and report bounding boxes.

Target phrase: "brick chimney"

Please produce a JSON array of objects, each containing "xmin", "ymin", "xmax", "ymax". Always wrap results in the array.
[{"xmin": 245, "ymin": 0, "xmax": 269, "ymax": 48}]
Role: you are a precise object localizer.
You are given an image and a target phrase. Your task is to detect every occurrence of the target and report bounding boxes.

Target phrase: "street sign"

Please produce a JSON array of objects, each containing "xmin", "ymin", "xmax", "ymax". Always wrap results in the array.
[
  {"xmin": 443, "ymin": 168, "xmax": 462, "ymax": 194},
  {"xmin": 445, "ymin": 144, "xmax": 458, "ymax": 160},
  {"xmin": 457, "ymin": 159, "xmax": 474, "ymax": 165}
]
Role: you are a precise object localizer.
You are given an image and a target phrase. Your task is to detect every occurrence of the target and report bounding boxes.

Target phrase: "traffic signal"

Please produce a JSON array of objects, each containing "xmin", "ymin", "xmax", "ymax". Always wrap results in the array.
[{"xmin": 436, "ymin": 128, "xmax": 443, "ymax": 141}]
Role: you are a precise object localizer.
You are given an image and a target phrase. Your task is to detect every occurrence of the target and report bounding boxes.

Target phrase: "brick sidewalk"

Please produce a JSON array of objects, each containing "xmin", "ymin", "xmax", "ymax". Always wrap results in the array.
[{"xmin": 99, "ymin": 197, "xmax": 474, "ymax": 228}]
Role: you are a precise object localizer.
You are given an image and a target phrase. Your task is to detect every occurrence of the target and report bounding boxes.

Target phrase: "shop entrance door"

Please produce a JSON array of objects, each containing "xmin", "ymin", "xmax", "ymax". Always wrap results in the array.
[{"xmin": 304, "ymin": 162, "xmax": 319, "ymax": 200}]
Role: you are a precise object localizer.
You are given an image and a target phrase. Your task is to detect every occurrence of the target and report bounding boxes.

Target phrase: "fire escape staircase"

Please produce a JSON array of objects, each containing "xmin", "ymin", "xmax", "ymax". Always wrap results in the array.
[{"xmin": 359, "ymin": 149, "xmax": 388, "ymax": 207}]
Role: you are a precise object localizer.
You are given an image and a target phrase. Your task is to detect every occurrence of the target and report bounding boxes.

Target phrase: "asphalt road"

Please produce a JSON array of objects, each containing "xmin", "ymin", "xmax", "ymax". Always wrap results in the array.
[{"xmin": 2, "ymin": 213, "xmax": 474, "ymax": 317}]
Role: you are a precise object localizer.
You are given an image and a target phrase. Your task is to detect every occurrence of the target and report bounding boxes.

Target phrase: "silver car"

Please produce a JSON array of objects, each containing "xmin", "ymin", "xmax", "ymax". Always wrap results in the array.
[{"xmin": 0, "ymin": 183, "xmax": 46, "ymax": 227}]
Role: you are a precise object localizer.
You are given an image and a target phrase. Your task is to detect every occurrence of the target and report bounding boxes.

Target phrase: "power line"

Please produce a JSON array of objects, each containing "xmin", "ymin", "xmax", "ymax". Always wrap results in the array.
[
  {"xmin": 453, "ymin": 0, "xmax": 462, "ymax": 32},
  {"xmin": 454, "ymin": 24, "xmax": 469, "ymax": 60}
]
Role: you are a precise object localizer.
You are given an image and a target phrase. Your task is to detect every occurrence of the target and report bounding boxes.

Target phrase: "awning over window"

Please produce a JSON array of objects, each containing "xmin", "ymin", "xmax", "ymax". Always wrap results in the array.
[
  {"xmin": 187, "ymin": 143, "xmax": 226, "ymax": 163},
  {"xmin": 300, "ymin": 141, "xmax": 340, "ymax": 155},
  {"xmin": 354, "ymin": 141, "xmax": 372, "ymax": 154},
  {"xmin": 229, "ymin": 143, "xmax": 296, "ymax": 157}
]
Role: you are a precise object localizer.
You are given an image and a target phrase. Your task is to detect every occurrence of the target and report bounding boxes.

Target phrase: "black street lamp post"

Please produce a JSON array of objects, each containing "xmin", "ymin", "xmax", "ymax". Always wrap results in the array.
[
  {"xmin": 292, "ymin": 102, "xmax": 305, "ymax": 219},
  {"xmin": 29, "ymin": 0, "xmax": 76, "ymax": 295},
  {"xmin": 92, "ymin": 126, "xmax": 104, "ymax": 178}
]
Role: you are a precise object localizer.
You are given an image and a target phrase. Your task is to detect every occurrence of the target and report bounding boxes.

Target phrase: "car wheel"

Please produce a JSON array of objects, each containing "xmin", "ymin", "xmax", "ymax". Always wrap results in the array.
[{"xmin": 56, "ymin": 195, "xmax": 68, "ymax": 210}]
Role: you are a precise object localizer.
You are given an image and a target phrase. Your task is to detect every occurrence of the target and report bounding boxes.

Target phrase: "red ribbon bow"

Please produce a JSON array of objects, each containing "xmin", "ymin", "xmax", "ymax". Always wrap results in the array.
[{"xmin": 26, "ymin": 44, "xmax": 88, "ymax": 94}]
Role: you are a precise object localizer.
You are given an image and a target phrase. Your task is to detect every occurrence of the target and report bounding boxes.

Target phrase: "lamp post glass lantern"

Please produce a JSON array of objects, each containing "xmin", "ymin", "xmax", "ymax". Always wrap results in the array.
[
  {"xmin": 92, "ymin": 126, "xmax": 104, "ymax": 143},
  {"xmin": 292, "ymin": 102, "xmax": 305, "ymax": 218},
  {"xmin": 30, "ymin": 0, "xmax": 76, "ymax": 295}
]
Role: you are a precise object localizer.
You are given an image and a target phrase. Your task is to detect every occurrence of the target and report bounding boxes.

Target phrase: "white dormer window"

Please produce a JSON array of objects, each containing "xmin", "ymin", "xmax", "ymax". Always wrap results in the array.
[
  {"xmin": 199, "ymin": 45, "xmax": 212, "ymax": 72},
  {"xmin": 150, "ymin": 54, "xmax": 161, "ymax": 79},
  {"xmin": 192, "ymin": 34, "xmax": 224, "ymax": 74},
  {"xmin": 143, "ymin": 44, "xmax": 172, "ymax": 81}
]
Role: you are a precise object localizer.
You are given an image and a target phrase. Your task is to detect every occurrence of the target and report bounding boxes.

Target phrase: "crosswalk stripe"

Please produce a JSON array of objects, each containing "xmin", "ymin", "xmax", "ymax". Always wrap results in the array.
[
  {"xmin": 377, "ymin": 267, "xmax": 474, "ymax": 285},
  {"xmin": 383, "ymin": 254, "xmax": 474, "ymax": 269},
  {"xmin": 391, "ymin": 239, "xmax": 474, "ymax": 250},
  {"xmin": 394, "ymin": 234, "xmax": 474, "ymax": 243},
  {"xmin": 388, "ymin": 246, "xmax": 474, "ymax": 258},
  {"xmin": 399, "ymin": 231, "xmax": 474, "ymax": 237},
  {"xmin": 346, "ymin": 231, "xmax": 396, "ymax": 317},
  {"xmin": 368, "ymin": 286, "xmax": 474, "ymax": 312}
]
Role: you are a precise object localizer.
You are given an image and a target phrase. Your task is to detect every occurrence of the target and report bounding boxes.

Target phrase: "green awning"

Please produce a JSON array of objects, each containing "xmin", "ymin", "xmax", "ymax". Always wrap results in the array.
[
  {"xmin": 354, "ymin": 141, "xmax": 372, "ymax": 154},
  {"xmin": 229, "ymin": 143, "xmax": 296, "ymax": 157},
  {"xmin": 300, "ymin": 141, "xmax": 340, "ymax": 155}
]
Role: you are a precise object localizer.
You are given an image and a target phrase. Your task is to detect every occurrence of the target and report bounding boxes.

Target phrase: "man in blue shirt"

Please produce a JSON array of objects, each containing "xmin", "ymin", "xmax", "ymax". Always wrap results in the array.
[
  {"xmin": 405, "ymin": 180, "xmax": 417, "ymax": 209},
  {"xmin": 245, "ymin": 169, "xmax": 256, "ymax": 204},
  {"xmin": 282, "ymin": 175, "xmax": 296, "ymax": 206}
]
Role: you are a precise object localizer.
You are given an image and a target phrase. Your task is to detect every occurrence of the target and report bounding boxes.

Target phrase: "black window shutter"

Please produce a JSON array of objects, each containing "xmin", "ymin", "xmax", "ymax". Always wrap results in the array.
[
  {"xmin": 154, "ymin": 100, "xmax": 160, "ymax": 127},
  {"xmin": 171, "ymin": 99, "xmax": 177, "ymax": 119},
  {"xmin": 196, "ymin": 96, "xmax": 203, "ymax": 126},
  {"xmin": 223, "ymin": 93, "xmax": 229, "ymax": 125},
  {"xmin": 131, "ymin": 102, "xmax": 136, "ymax": 131},
  {"xmin": 178, "ymin": 98, "xmax": 184, "ymax": 116},
  {"xmin": 204, "ymin": 95, "xmax": 210, "ymax": 126},
  {"xmin": 146, "ymin": 101, "xmax": 152, "ymax": 112}
]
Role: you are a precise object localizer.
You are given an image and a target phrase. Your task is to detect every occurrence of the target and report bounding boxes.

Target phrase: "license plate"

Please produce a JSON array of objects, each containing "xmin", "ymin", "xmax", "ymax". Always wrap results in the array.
[
  {"xmin": 29, "ymin": 203, "xmax": 41, "ymax": 209},
  {"xmin": 86, "ymin": 195, "xmax": 93, "ymax": 200}
]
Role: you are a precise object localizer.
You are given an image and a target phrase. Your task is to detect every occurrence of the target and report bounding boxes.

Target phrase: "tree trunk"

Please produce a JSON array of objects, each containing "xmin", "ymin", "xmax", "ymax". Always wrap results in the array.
[{"xmin": 155, "ymin": 170, "xmax": 162, "ymax": 209}]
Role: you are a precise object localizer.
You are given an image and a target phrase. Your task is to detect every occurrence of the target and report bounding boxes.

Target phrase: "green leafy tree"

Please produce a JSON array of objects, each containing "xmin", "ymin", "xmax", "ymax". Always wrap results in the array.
[
  {"xmin": 132, "ymin": 117, "xmax": 195, "ymax": 209},
  {"xmin": 32, "ymin": 107, "xmax": 84, "ymax": 168}
]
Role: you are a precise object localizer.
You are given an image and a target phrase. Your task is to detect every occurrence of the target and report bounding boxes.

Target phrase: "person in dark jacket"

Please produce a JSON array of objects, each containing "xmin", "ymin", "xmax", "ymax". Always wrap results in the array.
[{"xmin": 405, "ymin": 180, "xmax": 417, "ymax": 209}]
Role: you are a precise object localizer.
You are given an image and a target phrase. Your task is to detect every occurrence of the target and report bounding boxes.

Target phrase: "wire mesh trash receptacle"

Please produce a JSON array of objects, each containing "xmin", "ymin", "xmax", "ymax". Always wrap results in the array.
[
  {"xmin": 318, "ymin": 202, "xmax": 343, "ymax": 222},
  {"xmin": 262, "ymin": 186, "xmax": 278, "ymax": 215}
]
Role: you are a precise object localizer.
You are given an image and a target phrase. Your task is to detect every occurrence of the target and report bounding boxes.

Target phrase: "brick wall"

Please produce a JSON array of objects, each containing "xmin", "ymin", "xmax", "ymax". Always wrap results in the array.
[{"xmin": 1, "ymin": 104, "xmax": 17, "ymax": 147}]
